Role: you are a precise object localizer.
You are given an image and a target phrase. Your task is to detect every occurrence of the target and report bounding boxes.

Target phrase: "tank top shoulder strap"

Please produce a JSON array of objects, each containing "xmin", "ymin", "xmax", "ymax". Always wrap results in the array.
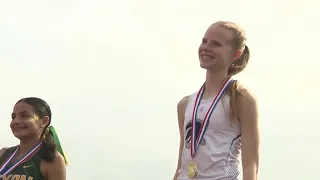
[
  {"xmin": 0, "ymin": 146, "xmax": 18, "ymax": 162},
  {"xmin": 33, "ymin": 146, "xmax": 45, "ymax": 161},
  {"xmin": 184, "ymin": 92, "xmax": 198, "ymax": 116}
]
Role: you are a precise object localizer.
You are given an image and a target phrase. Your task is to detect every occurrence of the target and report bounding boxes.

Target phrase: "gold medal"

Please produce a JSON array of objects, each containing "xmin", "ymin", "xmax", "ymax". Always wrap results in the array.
[{"xmin": 187, "ymin": 161, "xmax": 197, "ymax": 179}]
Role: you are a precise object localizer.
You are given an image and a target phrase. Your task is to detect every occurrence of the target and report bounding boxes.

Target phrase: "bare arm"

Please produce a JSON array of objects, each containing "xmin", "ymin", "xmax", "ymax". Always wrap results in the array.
[
  {"xmin": 238, "ymin": 89, "xmax": 260, "ymax": 180},
  {"xmin": 42, "ymin": 152, "xmax": 66, "ymax": 180},
  {"xmin": 173, "ymin": 96, "xmax": 189, "ymax": 180}
]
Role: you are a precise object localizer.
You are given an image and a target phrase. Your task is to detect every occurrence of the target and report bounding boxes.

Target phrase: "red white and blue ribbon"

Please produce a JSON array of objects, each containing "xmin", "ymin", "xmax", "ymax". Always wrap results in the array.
[
  {"xmin": 0, "ymin": 142, "xmax": 42, "ymax": 178},
  {"xmin": 190, "ymin": 78, "xmax": 233, "ymax": 157}
]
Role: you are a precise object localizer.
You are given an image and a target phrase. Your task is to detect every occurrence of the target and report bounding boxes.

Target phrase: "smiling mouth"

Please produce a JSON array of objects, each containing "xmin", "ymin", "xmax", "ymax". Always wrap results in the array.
[
  {"xmin": 202, "ymin": 55, "xmax": 214, "ymax": 59},
  {"xmin": 14, "ymin": 127, "xmax": 27, "ymax": 131}
]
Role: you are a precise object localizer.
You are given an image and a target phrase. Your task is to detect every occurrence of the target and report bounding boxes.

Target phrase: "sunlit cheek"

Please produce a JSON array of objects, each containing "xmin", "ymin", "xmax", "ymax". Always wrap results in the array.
[{"xmin": 30, "ymin": 114, "xmax": 39, "ymax": 122}]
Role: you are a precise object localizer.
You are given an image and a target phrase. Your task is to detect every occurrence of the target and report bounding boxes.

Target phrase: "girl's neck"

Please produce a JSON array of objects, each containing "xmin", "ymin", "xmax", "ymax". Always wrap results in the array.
[
  {"xmin": 203, "ymin": 69, "xmax": 229, "ymax": 99},
  {"xmin": 18, "ymin": 138, "xmax": 41, "ymax": 156}
]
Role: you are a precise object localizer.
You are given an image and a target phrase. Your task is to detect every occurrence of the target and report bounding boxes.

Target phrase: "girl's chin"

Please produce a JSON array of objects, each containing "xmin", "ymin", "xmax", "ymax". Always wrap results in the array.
[{"xmin": 12, "ymin": 130, "xmax": 31, "ymax": 139}]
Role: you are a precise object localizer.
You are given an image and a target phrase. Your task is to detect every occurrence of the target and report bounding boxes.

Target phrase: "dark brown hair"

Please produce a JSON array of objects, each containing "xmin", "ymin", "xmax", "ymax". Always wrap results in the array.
[{"xmin": 16, "ymin": 97, "xmax": 57, "ymax": 162}]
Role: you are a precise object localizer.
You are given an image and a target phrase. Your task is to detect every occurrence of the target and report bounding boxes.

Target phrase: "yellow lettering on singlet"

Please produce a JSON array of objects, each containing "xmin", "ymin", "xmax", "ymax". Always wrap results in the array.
[
  {"xmin": 10, "ymin": 174, "xmax": 20, "ymax": 180},
  {"xmin": 17, "ymin": 175, "xmax": 33, "ymax": 180},
  {"xmin": 0, "ymin": 174, "xmax": 33, "ymax": 180},
  {"xmin": 2, "ymin": 174, "xmax": 12, "ymax": 180},
  {"xmin": 19, "ymin": 175, "xmax": 26, "ymax": 180}
]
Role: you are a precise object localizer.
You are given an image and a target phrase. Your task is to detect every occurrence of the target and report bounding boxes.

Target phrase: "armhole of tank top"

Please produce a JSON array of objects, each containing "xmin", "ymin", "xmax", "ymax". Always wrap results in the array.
[
  {"xmin": 0, "ymin": 146, "xmax": 17, "ymax": 160},
  {"xmin": 184, "ymin": 92, "xmax": 197, "ymax": 118},
  {"xmin": 0, "ymin": 148, "xmax": 7, "ymax": 159}
]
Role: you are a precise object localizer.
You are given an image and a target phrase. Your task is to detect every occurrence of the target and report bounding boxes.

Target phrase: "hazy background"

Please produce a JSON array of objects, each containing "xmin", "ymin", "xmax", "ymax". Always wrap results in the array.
[{"xmin": 1, "ymin": 0, "xmax": 319, "ymax": 179}]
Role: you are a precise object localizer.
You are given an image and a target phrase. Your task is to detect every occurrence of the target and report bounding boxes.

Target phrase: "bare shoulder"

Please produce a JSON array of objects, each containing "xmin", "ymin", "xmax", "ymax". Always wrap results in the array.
[
  {"xmin": 236, "ymin": 84, "xmax": 259, "ymax": 122},
  {"xmin": 177, "ymin": 96, "xmax": 190, "ymax": 112},
  {"xmin": 53, "ymin": 151, "xmax": 66, "ymax": 165},
  {"xmin": 0, "ymin": 148, "xmax": 8, "ymax": 158},
  {"xmin": 42, "ymin": 151, "xmax": 66, "ymax": 168},
  {"xmin": 236, "ymin": 83, "xmax": 258, "ymax": 105},
  {"xmin": 41, "ymin": 151, "xmax": 66, "ymax": 180}
]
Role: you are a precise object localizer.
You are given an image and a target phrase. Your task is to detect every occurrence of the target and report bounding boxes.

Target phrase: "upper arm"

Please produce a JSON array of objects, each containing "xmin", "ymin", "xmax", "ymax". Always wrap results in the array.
[
  {"xmin": 42, "ymin": 152, "xmax": 66, "ymax": 180},
  {"xmin": 0, "ymin": 148, "xmax": 8, "ymax": 158},
  {"xmin": 177, "ymin": 96, "xmax": 189, "ymax": 137},
  {"xmin": 174, "ymin": 96, "xmax": 189, "ymax": 172},
  {"xmin": 238, "ymin": 88, "xmax": 260, "ymax": 172}
]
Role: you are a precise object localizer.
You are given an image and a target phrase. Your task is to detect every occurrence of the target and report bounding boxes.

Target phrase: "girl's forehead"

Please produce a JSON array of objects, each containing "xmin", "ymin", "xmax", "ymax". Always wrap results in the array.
[
  {"xmin": 13, "ymin": 102, "xmax": 34, "ymax": 114},
  {"xmin": 204, "ymin": 25, "xmax": 234, "ymax": 43}
]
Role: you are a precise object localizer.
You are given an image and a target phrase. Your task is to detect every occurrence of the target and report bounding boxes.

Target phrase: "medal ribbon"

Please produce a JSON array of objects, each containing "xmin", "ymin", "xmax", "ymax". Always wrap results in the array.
[
  {"xmin": 190, "ymin": 78, "xmax": 233, "ymax": 157},
  {"xmin": 0, "ymin": 142, "xmax": 42, "ymax": 178}
]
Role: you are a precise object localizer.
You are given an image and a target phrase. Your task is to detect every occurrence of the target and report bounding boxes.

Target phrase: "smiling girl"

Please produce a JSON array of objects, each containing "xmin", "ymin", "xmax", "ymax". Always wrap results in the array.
[
  {"xmin": 173, "ymin": 21, "xmax": 260, "ymax": 180},
  {"xmin": 0, "ymin": 97, "xmax": 70, "ymax": 180}
]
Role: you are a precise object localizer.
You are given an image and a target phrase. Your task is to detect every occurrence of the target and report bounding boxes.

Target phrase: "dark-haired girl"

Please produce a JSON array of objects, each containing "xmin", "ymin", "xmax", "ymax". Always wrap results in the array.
[{"xmin": 0, "ymin": 97, "xmax": 70, "ymax": 180}]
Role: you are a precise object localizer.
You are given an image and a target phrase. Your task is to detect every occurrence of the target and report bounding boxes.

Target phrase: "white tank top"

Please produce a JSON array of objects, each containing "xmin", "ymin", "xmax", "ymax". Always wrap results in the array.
[{"xmin": 178, "ymin": 92, "xmax": 242, "ymax": 180}]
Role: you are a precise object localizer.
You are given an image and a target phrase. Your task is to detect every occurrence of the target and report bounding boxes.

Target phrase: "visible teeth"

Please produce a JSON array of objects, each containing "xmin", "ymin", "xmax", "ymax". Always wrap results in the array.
[{"xmin": 202, "ymin": 55, "xmax": 213, "ymax": 59}]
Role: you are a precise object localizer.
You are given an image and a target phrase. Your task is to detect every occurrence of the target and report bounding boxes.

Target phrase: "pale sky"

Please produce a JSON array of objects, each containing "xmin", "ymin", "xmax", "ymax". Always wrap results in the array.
[{"xmin": 0, "ymin": 0, "xmax": 319, "ymax": 179}]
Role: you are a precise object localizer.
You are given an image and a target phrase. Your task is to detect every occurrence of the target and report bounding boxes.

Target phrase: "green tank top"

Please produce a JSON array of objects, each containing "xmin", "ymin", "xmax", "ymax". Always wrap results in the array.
[{"xmin": 0, "ymin": 146, "xmax": 44, "ymax": 180}]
